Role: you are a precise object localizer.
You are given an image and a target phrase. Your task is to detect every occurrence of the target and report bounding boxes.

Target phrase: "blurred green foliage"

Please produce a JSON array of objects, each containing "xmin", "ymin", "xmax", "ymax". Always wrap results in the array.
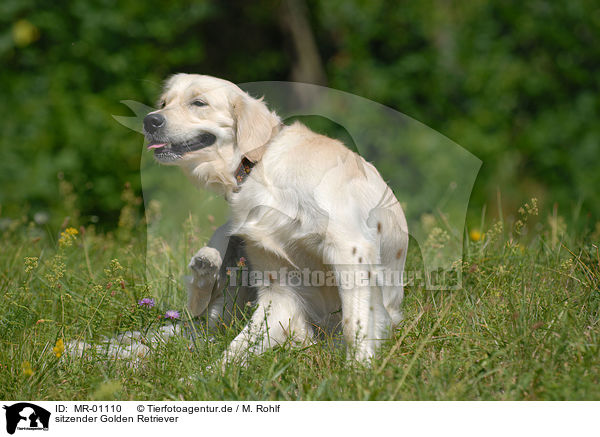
[{"xmin": 1, "ymin": 0, "xmax": 599, "ymax": 229}]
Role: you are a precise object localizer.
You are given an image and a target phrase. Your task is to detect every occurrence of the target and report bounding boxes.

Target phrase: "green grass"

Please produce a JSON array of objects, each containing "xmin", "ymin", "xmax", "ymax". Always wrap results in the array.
[{"xmin": 1, "ymin": 199, "xmax": 599, "ymax": 401}]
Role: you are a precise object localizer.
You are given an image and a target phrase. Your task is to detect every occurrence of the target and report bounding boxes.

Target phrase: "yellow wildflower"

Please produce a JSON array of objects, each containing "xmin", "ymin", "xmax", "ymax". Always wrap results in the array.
[
  {"xmin": 469, "ymin": 229, "xmax": 483, "ymax": 242},
  {"xmin": 12, "ymin": 19, "xmax": 40, "ymax": 47},
  {"xmin": 22, "ymin": 361, "xmax": 34, "ymax": 377},
  {"xmin": 53, "ymin": 338, "xmax": 65, "ymax": 358},
  {"xmin": 58, "ymin": 227, "xmax": 78, "ymax": 247}
]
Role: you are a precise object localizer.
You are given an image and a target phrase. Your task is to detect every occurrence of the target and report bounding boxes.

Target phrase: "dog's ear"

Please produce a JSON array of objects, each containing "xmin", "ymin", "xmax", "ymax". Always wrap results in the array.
[{"xmin": 233, "ymin": 94, "xmax": 279, "ymax": 162}]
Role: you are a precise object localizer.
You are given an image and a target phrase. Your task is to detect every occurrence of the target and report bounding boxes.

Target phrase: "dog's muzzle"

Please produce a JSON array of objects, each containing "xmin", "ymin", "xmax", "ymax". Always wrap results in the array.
[{"xmin": 143, "ymin": 113, "xmax": 165, "ymax": 134}]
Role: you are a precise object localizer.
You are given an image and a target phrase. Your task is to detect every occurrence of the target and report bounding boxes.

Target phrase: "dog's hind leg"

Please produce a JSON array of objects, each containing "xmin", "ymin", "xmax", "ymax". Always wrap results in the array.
[
  {"xmin": 323, "ymin": 234, "xmax": 392, "ymax": 363},
  {"xmin": 367, "ymin": 202, "xmax": 409, "ymax": 327}
]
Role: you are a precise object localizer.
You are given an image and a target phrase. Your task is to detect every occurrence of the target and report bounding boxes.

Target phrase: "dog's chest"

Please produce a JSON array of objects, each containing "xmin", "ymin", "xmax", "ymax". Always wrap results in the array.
[{"xmin": 228, "ymin": 177, "xmax": 325, "ymax": 262}]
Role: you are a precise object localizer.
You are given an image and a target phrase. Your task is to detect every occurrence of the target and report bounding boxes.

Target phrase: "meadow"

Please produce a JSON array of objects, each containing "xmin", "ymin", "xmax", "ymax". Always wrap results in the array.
[{"xmin": 1, "ymin": 190, "xmax": 599, "ymax": 401}]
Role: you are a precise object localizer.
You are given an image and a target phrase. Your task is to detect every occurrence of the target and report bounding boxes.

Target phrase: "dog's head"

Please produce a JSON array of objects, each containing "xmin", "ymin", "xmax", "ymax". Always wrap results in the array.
[{"xmin": 143, "ymin": 74, "xmax": 280, "ymax": 166}]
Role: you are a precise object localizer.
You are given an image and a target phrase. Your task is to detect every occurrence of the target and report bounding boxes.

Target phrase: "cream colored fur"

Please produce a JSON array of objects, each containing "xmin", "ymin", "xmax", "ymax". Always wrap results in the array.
[{"xmin": 146, "ymin": 74, "xmax": 409, "ymax": 364}]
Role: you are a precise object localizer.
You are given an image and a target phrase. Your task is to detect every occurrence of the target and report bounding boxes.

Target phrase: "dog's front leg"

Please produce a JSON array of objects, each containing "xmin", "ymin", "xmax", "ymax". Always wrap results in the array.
[
  {"xmin": 187, "ymin": 220, "xmax": 233, "ymax": 317},
  {"xmin": 221, "ymin": 285, "xmax": 312, "ymax": 366}
]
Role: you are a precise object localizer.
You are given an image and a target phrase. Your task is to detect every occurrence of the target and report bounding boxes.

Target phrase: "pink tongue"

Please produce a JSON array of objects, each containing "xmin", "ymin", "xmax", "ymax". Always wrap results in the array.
[{"xmin": 147, "ymin": 143, "xmax": 167, "ymax": 150}]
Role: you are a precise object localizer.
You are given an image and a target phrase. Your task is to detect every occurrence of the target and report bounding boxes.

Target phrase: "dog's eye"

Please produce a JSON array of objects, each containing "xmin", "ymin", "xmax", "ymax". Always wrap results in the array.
[
  {"xmin": 159, "ymin": 100, "xmax": 166, "ymax": 109},
  {"xmin": 191, "ymin": 100, "xmax": 207, "ymax": 107}
]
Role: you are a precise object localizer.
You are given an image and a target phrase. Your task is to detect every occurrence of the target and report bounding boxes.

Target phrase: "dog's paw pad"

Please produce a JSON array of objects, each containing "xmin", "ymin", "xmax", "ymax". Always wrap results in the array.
[{"xmin": 188, "ymin": 247, "xmax": 221, "ymax": 276}]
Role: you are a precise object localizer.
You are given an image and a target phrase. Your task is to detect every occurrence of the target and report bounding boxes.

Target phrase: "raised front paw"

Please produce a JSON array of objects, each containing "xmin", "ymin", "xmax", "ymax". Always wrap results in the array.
[
  {"xmin": 186, "ymin": 247, "xmax": 223, "ymax": 317},
  {"xmin": 189, "ymin": 247, "xmax": 222, "ymax": 284}
]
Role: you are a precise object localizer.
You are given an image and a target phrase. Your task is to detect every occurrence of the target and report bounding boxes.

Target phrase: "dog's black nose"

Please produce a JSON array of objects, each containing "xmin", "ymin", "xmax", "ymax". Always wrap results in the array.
[{"xmin": 143, "ymin": 113, "xmax": 165, "ymax": 133}]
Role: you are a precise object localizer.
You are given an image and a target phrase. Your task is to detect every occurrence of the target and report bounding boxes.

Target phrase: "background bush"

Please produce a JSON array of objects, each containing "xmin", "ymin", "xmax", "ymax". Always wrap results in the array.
[{"xmin": 1, "ymin": 0, "xmax": 599, "ymax": 229}]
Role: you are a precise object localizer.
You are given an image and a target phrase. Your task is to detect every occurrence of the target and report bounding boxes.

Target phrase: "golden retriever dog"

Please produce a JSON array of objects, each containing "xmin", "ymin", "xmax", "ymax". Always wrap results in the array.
[{"xmin": 143, "ymin": 74, "xmax": 409, "ymax": 364}]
